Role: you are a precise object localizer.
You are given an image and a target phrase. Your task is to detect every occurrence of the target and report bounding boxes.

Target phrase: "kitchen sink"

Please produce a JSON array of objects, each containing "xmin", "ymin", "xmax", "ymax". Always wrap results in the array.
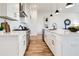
[{"xmin": 13, "ymin": 29, "xmax": 29, "ymax": 31}]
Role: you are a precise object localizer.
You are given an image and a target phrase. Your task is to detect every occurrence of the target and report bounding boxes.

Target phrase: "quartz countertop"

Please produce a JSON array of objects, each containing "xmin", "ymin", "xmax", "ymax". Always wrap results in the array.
[
  {"xmin": 46, "ymin": 29, "xmax": 79, "ymax": 36},
  {"xmin": 0, "ymin": 31, "xmax": 26, "ymax": 35}
]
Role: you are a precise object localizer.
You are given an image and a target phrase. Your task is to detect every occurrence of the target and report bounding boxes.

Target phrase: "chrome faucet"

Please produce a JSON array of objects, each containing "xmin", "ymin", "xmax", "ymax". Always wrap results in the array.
[
  {"xmin": 52, "ymin": 23, "xmax": 57, "ymax": 30},
  {"xmin": 19, "ymin": 25, "xmax": 23, "ymax": 30}
]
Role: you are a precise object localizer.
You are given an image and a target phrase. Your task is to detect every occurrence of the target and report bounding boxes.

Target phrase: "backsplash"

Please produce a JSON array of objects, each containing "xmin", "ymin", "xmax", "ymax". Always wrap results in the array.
[{"xmin": 0, "ymin": 18, "xmax": 22, "ymax": 31}]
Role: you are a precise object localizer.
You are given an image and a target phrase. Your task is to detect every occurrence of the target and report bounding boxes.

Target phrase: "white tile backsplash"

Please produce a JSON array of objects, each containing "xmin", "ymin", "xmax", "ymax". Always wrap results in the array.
[{"xmin": 0, "ymin": 18, "xmax": 20, "ymax": 31}]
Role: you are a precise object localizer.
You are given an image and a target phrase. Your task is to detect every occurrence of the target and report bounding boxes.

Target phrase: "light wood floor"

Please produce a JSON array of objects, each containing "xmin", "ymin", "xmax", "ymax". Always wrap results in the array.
[{"xmin": 25, "ymin": 35, "xmax": 54, "ymax": 56}]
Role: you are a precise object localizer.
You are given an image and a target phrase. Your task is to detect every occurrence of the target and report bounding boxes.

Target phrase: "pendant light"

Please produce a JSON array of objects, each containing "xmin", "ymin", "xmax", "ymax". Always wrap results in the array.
[
  {"xmin": 55, "ymin": 4, "xmax": 59, "ymax": 14},
  {"xmin": 50, "ymin": 10, "xmax": 53, "ymax": 17},
  {"xmin": 50, "ymin": 14, "xmax": 53, "ymax": 17},
  {"xmin": 66, "ymin": 3, "xmax": 74, "ymax": 8},
  {"xmin": 55, "ymin": 9, "xmax": 59, "ymax": 14}
]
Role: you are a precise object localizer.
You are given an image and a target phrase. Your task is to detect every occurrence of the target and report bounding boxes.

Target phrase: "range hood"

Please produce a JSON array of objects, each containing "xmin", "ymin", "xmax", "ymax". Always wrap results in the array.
[{"xmin": 19, "ymin": 3, "xmax": 27, "ymax": 17}]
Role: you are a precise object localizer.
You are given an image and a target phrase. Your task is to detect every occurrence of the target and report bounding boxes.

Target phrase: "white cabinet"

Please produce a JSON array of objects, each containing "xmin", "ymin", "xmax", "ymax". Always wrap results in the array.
[
  {"xmin": 26, "ymin": 30, "xmax": 30, "ymax": 49},
  {"xmin": 44, "ymin": 29, "xmax": 79, "ymax": 56},
  {"xmin": 44, "ymin": 30, "xmax": 54, "ymax": 54},
  {"xmin": 0, "ymin": 35, "xmax": 18, "ymax": 56},
  {"xmin": 0, "ymin": 3, "xmax": 19, "ymax": 20},
  {"xmin": 7, "ymin": 3, "xmax": 19, "ymax": 20},
  {"xmin": 19, "ymin": 31, "xmax": 26, "ymax": 56},
  {"xmin": 0, "ymin": 3, "xmax": 7, "ymax": 16},
  {"xmin": 62, "ymin": 36, "xmax": 79, "ymax": 56},
  {"xmin": 0, "ymin": 31, "xmax": 26, "ymax": 56},
  {"xmin": 44, "ymin": 30, "xmax": 64, "ymax": 56}
]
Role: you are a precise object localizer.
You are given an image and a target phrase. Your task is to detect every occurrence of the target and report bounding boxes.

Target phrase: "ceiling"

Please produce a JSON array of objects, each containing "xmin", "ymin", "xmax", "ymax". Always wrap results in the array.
[
  {"xmin": 25, "ymin": 3, "xmax": 79, "ymax": 18},
  {"xmin": 26, "ymin": 3, "xmax": 79, "ymax": 13},
  {"xmin": 37, "ymin": 3, "xmax": 65, "ymax": 13},
  {"xmin": 38, "ymin": 3, "xmax": 79, "ymax": 13}
]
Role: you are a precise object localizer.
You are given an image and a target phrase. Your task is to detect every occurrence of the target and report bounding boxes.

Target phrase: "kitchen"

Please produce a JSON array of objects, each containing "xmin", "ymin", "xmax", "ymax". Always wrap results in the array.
[
  {"xmin": 0, "ymin": 3, "xmax": 79, "ymax": 56},
  {"xmin": 0, "ymin": 3, "xmax": 30, "ymax": 56}
]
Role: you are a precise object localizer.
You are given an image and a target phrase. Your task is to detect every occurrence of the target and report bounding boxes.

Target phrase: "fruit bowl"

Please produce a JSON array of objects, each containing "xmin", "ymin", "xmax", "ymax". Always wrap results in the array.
[{"xmin": 68, "ymin": 27, "xmax": 78, "ymax": 32}]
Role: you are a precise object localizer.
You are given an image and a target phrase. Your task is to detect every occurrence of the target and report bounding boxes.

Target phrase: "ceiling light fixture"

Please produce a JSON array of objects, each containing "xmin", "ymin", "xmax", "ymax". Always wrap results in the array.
[
  {"xmin": 55, "ymin": 4, "xmax": 59, "ymax": 15},
  {"xmin": 55, "ymin": 9, "xmax": 59, "ymax": 14},
  {"xmin": 50, "ymin": 14, "xmax": 53, "ymax": 17},
  {"xmin": 66, "ymin": 3, "xmax": 74, "ymax": 8}
]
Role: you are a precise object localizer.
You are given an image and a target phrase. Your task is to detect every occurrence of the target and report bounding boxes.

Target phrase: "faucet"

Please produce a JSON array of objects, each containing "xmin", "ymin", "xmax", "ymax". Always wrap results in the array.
[
  {"xmin": 52, "ymin": 23, "xmax": 57, "ymax": 30},
  {"xmin": 19, "ymin": 25, "xmax": 23, "ymax": 30}
]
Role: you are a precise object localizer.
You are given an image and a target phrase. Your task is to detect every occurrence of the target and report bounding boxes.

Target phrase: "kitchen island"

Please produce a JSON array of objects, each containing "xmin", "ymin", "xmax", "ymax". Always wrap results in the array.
[
  {"xmin": 0, "ymin": 30, "xmax": 30, "ymax": 56},
  {"xmin": 44, "ymin": 29, "xmax": 79, "ymax": 56}
]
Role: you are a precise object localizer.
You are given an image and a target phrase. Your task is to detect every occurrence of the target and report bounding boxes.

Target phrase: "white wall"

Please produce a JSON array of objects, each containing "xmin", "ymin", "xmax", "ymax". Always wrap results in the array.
[
  {"xmin": 37, "ymin": 11, "xmax": 50, "ymax": 34},
  {"xmin": 48, "ymin": 13, "xmax": 79, "ymax": 29},
  {"xmin": 30, "ymin": 5, "xmax": 38, "ymax": 35},
  {"xmin": 25, "ymin": 4, "xmax": 38, "ymax": 36}
]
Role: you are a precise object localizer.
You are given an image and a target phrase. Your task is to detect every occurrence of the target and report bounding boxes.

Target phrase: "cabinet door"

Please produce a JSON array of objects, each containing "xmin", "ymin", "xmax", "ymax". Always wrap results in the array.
[
  {"xmin": 48, "ymin": 33, "xmax": 57, "ymax": 55},
  {"xmin": 7, "ymin": 3, "xmax": 19, "ymax": 20},
  {"xmin": 0, "ymin": 3, "xmax": 7, "ymax": 16},
  {"xmin": 62, "ymin": 36, "xmax": 79, "ymax": 56},
  {"xmin": 44, "ymin": 31, "xmax": 55, "ymax": 55},
  {"xmin": 19, "ymin": 31, "xmax": 26, "ymax": 56},
  {"xmin": 7, "ymin": 4, "xmax": 14, "ymax": 18},
  {"xmin": 26, "ymin": 31, "xmax": 30, "ymax": 49},
  {"xmin": 22, "ymin": 32, "xmax": 26, "ymax": 52},
  {"xmin": 0, "ymin": 35, "xmax": 18, "ymax": 56},
  {"xmin": 44, "ymin": 30, "xmax": 49, "ymax": 44},
  {"xmin": 0, "ymin": 3, "xmax": 19, "ymax": 20},
  {"xmin": 45, "ymin": 31, "xmax": 51, "ymax": 46},
  {"xmin": 55, "ymin": 34, "xmax": 62, "ymax": 56}
]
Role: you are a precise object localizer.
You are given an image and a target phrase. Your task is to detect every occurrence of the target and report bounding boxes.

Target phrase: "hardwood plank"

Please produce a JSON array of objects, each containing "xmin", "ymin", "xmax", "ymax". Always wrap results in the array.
[{"xmin": 25, "ymin": 35, "xmax": 54, "ymax": 56}]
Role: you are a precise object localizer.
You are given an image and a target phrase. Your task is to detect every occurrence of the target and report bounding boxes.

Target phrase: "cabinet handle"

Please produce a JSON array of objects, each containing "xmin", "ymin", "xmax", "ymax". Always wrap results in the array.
[{"xmin": 52, "ymin": 40, "xmax": 54, "ymax": 45}]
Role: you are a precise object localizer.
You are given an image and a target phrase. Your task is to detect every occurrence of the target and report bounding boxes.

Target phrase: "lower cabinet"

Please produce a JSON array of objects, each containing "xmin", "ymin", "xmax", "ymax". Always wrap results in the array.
[
  {"xmin": 62, "ymin": 36, "xmax": 79, "ymax": 56},
  {"xmin": 19, "ymin": 31, "xmax": 26, "ymax": 56},
  {"xmin": 26, "ymin": 30, "xmax": 30, "ymax": 49},
  {"xmin": 0, "ymin": 35, "xmax": 18, "ymax": 56},
  {"xmin": 44, "ymin": 30, "xmax": 79, "ymax": 56},
  {"xmin": 0, "ymin": 31, "xmax": 27, "ymax": 56},
  {"xmin": 44, "ymin": 30, "xmax": 63, "ymax": 56},
  {"xmin": 44, "ymin": 30, "xmax": 56, "ymax": 55}
]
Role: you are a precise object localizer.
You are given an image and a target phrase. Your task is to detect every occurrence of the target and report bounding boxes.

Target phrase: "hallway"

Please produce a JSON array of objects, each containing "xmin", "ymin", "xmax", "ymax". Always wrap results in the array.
[{"xmin": 25, "ymin": 35, "xmax": 53, "ymax": 56}]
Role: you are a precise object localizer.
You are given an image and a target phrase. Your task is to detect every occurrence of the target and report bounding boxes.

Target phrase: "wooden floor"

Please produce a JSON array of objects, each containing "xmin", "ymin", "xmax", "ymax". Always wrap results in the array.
[{"xmin": 25, "ymin": 35, "xmax": 53, "ymax": 56}]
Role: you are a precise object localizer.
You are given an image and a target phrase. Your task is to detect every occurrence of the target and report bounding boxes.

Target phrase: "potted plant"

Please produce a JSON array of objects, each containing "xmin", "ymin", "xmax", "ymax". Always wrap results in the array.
[{"xmin": 0, "ymin": 23, "xmax": 4, "ymax": 31}]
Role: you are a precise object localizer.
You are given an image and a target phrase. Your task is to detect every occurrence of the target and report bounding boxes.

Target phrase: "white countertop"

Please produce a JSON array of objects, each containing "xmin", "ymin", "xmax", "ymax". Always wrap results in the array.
[
  {"xmin": 0, "ymin": 31, "xmax": 26, "ymax": 35},
  {"xmin": 46, "ymin": 29, "xmax": 79, "ymax": 36}
]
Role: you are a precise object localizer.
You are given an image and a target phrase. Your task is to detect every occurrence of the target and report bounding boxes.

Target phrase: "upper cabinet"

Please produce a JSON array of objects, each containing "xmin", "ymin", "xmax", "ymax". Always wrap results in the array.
[
  {"xmin": 0, "ymin": 3, "xmax": 7, "ymax": 16},
  {"xmin": 7, "ymin": 3, "xmax": 19, "ymax": 20},
  {"xmin": 0, "ymin": 3, "xmax": 19, "ymax": 21}
]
